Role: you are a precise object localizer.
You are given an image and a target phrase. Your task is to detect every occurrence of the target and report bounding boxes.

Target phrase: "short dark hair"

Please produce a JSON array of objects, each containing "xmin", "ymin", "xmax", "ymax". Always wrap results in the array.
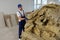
[{"xmin": 18, "ymin": 4, "xmax": 22, "ymax": 8}]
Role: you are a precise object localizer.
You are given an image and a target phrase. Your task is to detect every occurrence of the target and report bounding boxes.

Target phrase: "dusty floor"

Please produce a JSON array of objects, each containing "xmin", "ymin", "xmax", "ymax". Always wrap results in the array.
[{"xmin": 0, "ymin": 25, "xmax": 18, "ymax": 40}]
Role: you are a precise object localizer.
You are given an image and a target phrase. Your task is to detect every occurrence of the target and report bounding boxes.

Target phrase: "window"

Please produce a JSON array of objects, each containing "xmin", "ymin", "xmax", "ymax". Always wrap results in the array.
[
  {"xmin": 34, "ymin": 0, "xmax": 47, "ymax": 9},
  {"xmin": 42, "ymin": 0, "xmax": 47, "ymax": 4},
  {"xmin": 59, "ymin": 0, "xmax": 60, "ymax": 2}
]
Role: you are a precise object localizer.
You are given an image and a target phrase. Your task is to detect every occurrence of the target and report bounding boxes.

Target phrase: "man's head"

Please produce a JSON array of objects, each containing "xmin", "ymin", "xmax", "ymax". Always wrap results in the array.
[{"xmin": 18, "ymin": 4, "xmax": 23, "ymax": 10}]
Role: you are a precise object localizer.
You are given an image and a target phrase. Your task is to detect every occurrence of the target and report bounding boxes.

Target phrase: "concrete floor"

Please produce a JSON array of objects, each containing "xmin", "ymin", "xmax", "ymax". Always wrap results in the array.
[{"xmin": 0, "ymin": 25, "xmax": 18, "ymax": 40}]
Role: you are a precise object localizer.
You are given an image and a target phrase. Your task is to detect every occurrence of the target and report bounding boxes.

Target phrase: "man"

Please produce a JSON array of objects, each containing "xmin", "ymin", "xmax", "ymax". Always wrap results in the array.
[{"xmin": 16, "ymin": 4, "xmax": 26, "ymax": 39}]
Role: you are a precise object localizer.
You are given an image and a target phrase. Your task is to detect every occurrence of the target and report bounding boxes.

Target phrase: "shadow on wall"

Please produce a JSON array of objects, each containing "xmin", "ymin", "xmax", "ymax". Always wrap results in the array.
[{"xmin": 3, "ymin": 14, "xmax": 18, "ymax": 27}]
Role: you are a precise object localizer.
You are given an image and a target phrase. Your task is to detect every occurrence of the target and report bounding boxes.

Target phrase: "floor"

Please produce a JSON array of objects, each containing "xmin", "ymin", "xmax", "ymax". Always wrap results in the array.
[{"xmin": 0, "ymin": 25, "xmax": 18, "ymax": 40}]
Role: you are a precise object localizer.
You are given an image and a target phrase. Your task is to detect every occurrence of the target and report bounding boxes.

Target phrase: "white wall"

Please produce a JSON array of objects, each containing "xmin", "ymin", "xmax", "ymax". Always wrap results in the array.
[
  {"xmin": 0, "ymin": 0, "xmax": 34, "ymax": 14},
  {"xmin": 47, "ymin": 0, "xmax": 60, "ymax": 4},
  {"xmin": 20, "ymin": 0, "xmax": 34, "ymax": 12},
  {"xmin": 0, "ymin": 0, "xmax": 60, "ymax": 14}
]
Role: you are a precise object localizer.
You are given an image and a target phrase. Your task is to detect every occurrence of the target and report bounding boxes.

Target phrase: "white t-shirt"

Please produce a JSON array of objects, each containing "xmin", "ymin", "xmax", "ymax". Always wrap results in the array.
[{"xmin": 16, "ymin": 10, "xmax": 25, "ymax": 22}]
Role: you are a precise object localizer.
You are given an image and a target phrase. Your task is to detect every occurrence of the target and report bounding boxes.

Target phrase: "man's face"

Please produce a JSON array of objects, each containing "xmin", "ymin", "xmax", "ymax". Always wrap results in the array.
[{"xmin": 18, "ymin": 7, "xmax": 23, "ymax": 10}]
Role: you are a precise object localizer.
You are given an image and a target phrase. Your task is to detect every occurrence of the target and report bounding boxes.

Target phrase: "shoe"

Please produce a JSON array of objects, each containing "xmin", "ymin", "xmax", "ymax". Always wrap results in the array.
[{"xmin": 19, "ymin": 39, "xmax": 21, "ymax": 40}]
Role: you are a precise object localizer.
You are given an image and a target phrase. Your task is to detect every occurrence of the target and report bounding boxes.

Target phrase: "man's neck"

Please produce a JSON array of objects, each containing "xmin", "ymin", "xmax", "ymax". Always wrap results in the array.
[
  {"xmin": 18, "ymin": 9, "xmax": 23, "ymax": 11},
  {"xmin": 20, "ymin": 9, "xmax": 23, "ymax": 11}
]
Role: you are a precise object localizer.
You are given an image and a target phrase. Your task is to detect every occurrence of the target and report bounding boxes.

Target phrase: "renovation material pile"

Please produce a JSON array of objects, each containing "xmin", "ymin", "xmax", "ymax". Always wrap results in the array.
[{"xmin": 21, "ymin": 4, "xmax": 60, "ymax": 40}]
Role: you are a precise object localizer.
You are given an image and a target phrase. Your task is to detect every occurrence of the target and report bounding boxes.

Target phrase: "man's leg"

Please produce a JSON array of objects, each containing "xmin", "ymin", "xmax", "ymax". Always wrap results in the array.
[
  {"xmin": 22, "ymin": 20, "xmax": 26, "ymax": 31},
  {"xmin": 19, "ymin": 22, "xmax": 23, "ymax": 38}
]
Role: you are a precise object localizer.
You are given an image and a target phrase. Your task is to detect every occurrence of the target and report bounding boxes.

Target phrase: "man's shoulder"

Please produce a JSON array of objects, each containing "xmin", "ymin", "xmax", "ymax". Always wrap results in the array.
[{"xmin": 16, "ymin": 11, "xmax": 20, "ymax": 14}]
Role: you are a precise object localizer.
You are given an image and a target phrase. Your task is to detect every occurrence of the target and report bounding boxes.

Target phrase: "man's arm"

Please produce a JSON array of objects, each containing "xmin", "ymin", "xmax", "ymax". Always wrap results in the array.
[
  {"xmin": 25, "ymin": 12, "xmax": 32, "ymax": 14},
  {"xmin": 17, "ymin": 16, "xmax": 25, "ymax": 20},
  {"xmin": 16, "ymin": 12, "xmax": 25, "ymax": 21}
]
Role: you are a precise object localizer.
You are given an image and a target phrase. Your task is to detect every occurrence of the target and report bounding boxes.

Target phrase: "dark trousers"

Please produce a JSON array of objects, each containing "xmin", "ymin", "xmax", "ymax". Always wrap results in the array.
[{"xmin": 19, "ymin": 20, "xmax": 26, "ymax": 38}]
